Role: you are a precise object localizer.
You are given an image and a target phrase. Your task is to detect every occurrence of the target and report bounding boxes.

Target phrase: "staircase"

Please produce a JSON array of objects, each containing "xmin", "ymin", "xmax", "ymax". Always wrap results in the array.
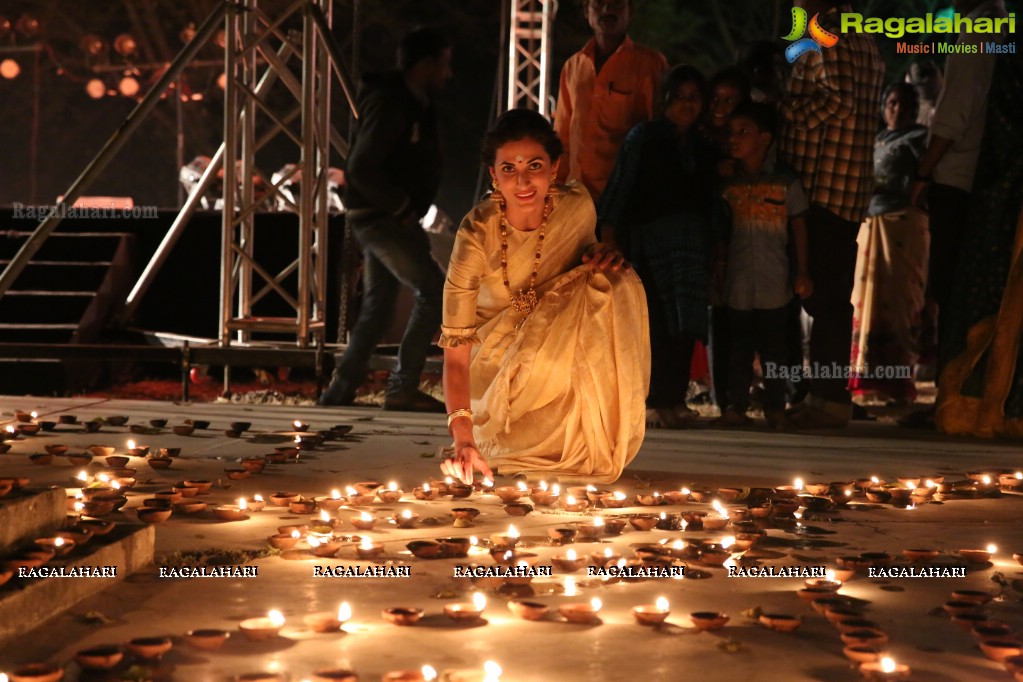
[{"xmin": 0, "ymin": 230, "xmax": 136, "ymax": 395}]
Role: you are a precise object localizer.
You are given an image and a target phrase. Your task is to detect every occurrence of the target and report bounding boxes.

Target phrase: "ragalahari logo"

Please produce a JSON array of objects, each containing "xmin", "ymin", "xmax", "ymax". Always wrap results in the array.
[{"xmin": 782, "ymin": 6, "xmax": 840, "ymax": 62}]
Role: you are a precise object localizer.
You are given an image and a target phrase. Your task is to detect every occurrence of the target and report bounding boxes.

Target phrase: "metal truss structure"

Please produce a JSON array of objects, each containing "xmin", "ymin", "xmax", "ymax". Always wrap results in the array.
[{"xmin": 506, "ymin": 0, "xmax": 558, "ymax": 114}]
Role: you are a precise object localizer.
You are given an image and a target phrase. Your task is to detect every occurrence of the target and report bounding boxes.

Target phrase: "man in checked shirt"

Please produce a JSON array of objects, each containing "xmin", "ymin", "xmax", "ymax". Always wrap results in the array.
[{"xmin": 778, "ymin": 0, "xmax": 884, "ymax": 428}]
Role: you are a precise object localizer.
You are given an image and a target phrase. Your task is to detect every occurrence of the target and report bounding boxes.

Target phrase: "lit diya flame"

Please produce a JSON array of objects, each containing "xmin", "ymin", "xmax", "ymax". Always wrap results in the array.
[
  {"xmin": 77, "ymin": 471, "xmax": 88, "ymax": 481},
  {"xmin": 111, "ymin": 481, "xmax": 121, "ymax": 490},
  {"xmin": 338, "ymin": 602, "xmax": 352, "ymax": 622},
  {"xmin": 590, "ymin": 597, "xmax": 602, "ymax": 612},
  {"xmin": 659, "ymin": 512, "xmax": 666, "ymax": 520},
  {"xmin": 268, "ymin": 609, "xmax": 285, "ymax": 627},
  {"xmin": 539, "ymin": 480, "xmax": 548, "ymax": 491},
  {"xmin": 55, "ymin": 537, "xmax": 65, "ymax": 547},
  {"xmin": 388, "ymin": 481, "xmax": 399, "ymax": 491},
  {"xmin": 320, "ymin": 510, "xmax": 331, "ymax": 523},
  {"xmin": 254, "ymin": 494, "xmax": 264, "ymax": 502},
  {"xmin": 293, "ymin": 420, "xmax": 302, "ymax": 429},
  {"xmin": 871, "ymin": 476, "xmax": 880, "ymax": 484},
  {"xmin": 507, "ymin": 524, "xmax": 520, "ymax": 538},
  {"xmin": 238, "ymin": 498, "xmax": 247, "ymax": 511},
  {"xmin": 925, "ymin": 479, "xmax": 936, "ymax": 488},
  {"xmin": 712, "ymin": 500, "xmax": 729, "ymax": 518},
  {"xmin": 401, "ymin": 509, "xmax": 413, "ymax": 519},
  {"xmin": 673, "ymin": 540, "xmax": 685, "ymax": 550},
  {"xmin": 794, "ymin": 477, "xmax": 804, "ymax": 491},
  {"xmin": 1016, "ymin": 472, "xmax": 1022, "ymax": 480},
  {"xmin": 986, "ymin": 543, "xmax": 998, "ymax": 554},
  {"xmin": 30, "ymin": 411, "xmax": 38, "ymax": 419},
  {"xmin": 516, "ymin": 480, "xmax": 528, "ymax": 491},
  {"xmin": 360, "ymin": 537, "xmax": 374, "ymax": 550},
  {"xmin": 331, "ymin": 489, "xmax": 341, "ymax": 500},
  {"xmin": 127, "ymin": 439, "xmax": 136, "ymax": 450},
  {"xmin": 586, "ymin": 484, "xmax": 596, "ymax": 492},
  {"xmin": 655, "ymin": 596, "xmax": 669, "ymax": 612},
  {"xmin": 566, "ymin": 495, "xmax": 577, "ymax": 505},
  {"xmin": 564, "ymin": 576, "xmax": 577, "ymax": 596},
  {"xmin": 603, "ymin": 548, "xmax": 614, "ymax": 557},
  {"xmin": 483, "ymin": 661, "xmax": 502, "ymax": 681},
  {"xmin": 721, "ymin": 536, "xmax": 735, "ymax": 550},
  {"xmin": 881, "ymin": 657, "xmax": 896, "ymax": 674},
  {"xmin": 473, "ymin": 592, "xmax": 487, "ymax": 612},
  {"xmin": 345, "ymin": 486, "xmax": 358, "ymax": 497},
  {"xmin": 290, "ymin": 530, "xmax": 301, "ymax": 539},
  {"xmin": 982, "ymin": 475, "xmax": 992, "ymax": 485},
  {"xmin": 5, "ymin": 425, "xmax": 16, "ymax": 434},
  {"xmin": 469, "ymin": 536, "xmax": 478, "ymax": 546},
  {"xmin": 445, "ymin": 476, "xmax": 454, "ymax": 485},
  {"xmin": 681, "ymin": 487, "xmax": 691, "ymax": 495},
  {"xmin": 421, "ymin": 665, "xmax": 437, "ymax": 681},
  {"xmin": 98, "ymin": 473, "xmax": 110, "ymax": 483},
  {"xmin": 293, "ymin": 435, "xmax": 301, "ymax": 445},
  {"xmin": 307, "ymin": 536, "xmax": 321, "ymax": 548},
  {"xmin": 593, "ymin": 516, "xmax": 604, "ymax": 527},
  {"xmin": 360, "ymin": 512, "xmax": 373, "ymax": 522},
  {"xmin": 74, "ymin": 502, "xmax": 84, "ymax": 513},
  {"xmin": 566, "ymin": 549, "xmax": 577, "ymax": 561},
  {"xmin": 423, "ymin": 483, "xmax": 431, "ymax": 492},
  {"xmin": 482, "ymin": 477, "xmax": 494, "ymax": 487},
  {"xmin": 612, "ymin": 491, "xmax": 626, "ymax": 500}
]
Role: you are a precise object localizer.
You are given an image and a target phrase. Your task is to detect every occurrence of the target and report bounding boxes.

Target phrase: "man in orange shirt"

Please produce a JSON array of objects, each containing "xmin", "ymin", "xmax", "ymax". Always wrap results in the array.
[{"xmin": 554, "ymin": 0, "xmax": 667, "ymax": 204}]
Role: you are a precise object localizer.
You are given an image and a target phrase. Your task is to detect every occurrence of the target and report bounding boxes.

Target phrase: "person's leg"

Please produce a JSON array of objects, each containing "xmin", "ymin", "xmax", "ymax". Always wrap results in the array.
[
  {"xmin": 319, "ymin": 223, "xmax": 403, "ymax": 405},
  {"xmin": 725, "ymin": 308, "xmax": 755, "ymax": 419},
  {"xmin": 645, "ymin": 302, "xmax": 685, "ymax": 426},
  {"xmin": 709, "ymin": 305, "xmax": 731, "ymax": 410},
  {"xmin": 795, "ymin": 205, "xmax": 859, "ymax": 426},
  {"xmin": 925, "ymin": 183, "xmax": 971, "ymax": 376},
  {"xmin": 355, "ymin": 218, "xmax": 446, "ymax": 405},
  {"xmin": 755, "ymin": 305, "xmax": 790, "ymax": 427},
  {"xmin": 784, "ymin": 296, "xmax": 808, "ymax": 405}
]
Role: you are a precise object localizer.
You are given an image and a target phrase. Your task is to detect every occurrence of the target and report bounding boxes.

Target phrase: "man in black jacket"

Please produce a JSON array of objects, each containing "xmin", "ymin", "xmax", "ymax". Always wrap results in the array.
[{"xmin": 319, "ymin": 27, "xmax": 451, "ymax": 411}]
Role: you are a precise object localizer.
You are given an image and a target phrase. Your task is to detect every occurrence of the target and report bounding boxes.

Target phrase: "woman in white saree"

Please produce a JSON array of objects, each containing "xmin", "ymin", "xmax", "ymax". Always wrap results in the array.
[{"xmin": 440, "ymin": 109, "xmax": 650, "ymax": 485}]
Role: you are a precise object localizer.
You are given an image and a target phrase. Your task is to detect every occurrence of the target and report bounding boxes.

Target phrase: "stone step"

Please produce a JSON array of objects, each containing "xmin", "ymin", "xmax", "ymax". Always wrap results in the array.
[
  {"xmin": 0, "ymin": 487, "xmax": 65, "ymax": 555},
  {"xmin": 0, "ymin": 522, "xmax": 154, "ymax": 643}
]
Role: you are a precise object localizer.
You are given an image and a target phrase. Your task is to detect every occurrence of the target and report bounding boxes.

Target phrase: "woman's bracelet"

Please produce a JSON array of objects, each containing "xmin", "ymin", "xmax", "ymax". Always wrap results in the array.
[{"xmin": 446, "ymin": 408, "xmax": 473, "ymax": 431}]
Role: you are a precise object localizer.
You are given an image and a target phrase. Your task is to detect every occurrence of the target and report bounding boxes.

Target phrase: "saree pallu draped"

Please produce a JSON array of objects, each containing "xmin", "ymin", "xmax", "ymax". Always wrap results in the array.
[
  {"xmin": 849, "ymin": 208, "xmax": 929, "ymax": 401},
  {"xmin": 441, "ymin": 184, "xmax": 650, "ymax": 483},
  {"xmin": 937, "ymin": 49, "xmax": 1023, "ymax": 438}
]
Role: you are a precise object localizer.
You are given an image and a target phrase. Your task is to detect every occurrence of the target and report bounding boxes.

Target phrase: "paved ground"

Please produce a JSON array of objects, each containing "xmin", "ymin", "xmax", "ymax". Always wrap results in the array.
[{"xmin": 1, "ymin": 395, "xmax": 1021, "ymax": 682}]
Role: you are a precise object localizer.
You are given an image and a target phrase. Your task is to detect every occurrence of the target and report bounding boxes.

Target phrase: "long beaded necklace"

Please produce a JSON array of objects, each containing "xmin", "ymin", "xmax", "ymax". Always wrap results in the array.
[{"xmin": 498, "ymin": 194, "xmax": 551, "ymax": 317}]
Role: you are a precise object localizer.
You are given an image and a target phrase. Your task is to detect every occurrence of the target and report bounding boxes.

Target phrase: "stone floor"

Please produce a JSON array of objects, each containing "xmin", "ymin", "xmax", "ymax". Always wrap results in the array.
[{"xmin": 1, "ymin": 395, "xmax": 1021, "ymax": 682}]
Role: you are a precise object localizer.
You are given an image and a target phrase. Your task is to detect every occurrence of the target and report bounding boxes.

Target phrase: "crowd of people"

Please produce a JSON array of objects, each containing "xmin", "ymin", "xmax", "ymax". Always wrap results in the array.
[{"xmin": 319, "ymin": 0, "xmax": 1021, "ymax": 483}]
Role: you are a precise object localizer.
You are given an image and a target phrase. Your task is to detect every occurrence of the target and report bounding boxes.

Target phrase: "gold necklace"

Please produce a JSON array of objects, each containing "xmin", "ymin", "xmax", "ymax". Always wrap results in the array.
[{"xmin": 498, "ymin": 195, "xmax": 551, "ymax": 316}]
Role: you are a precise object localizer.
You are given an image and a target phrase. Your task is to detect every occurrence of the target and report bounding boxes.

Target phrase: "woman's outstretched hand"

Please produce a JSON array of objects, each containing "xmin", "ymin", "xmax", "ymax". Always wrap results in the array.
[
  {"xmin": 441, "ymin": 442, "xmax": 493, "ymax": 485},
  {"xmin": 582, "ymin": 243, "xmax": 629, "ymax": 272}
]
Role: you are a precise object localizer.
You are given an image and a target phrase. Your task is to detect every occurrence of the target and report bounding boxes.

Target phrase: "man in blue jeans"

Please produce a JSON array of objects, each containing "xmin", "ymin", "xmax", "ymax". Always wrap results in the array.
[{"xmin": 318, "ymin": 27, "xmax": 452, "ymax": 411}]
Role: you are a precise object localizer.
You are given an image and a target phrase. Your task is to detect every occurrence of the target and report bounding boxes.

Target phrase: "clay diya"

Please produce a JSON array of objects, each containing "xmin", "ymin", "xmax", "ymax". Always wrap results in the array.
[
  {"xmin": 184, "ymin": 479, "xmax": 213, "ymax": 494},
  {"xmin": 392, "ymin": 510, "xmax": 421, "ymax": 529},
  {"xmin": 185, "ymin": 629, "xmax": 230, "ymax": 651},
  {"xmin": 147, "ymin": 456, "xmax": 173, "ymax": 470},
  {"xmin": 356, "ymin": 538, "xmax": 384, "ymax": 560},
  {"xmin": 628, "ymin": 514, "xmax": 658, "ymax": 531},
  {"xmin": 350, "ymin": 512, "xmax": 377, "ymax": 531},
  {"xmin": 412, "ymin": 484, "xmax": 440, "ymax": 501},
  {"xmin": 548, "ymin": 527, "xmax": 577, "ymax": 544},
  {"xmin": 269, "ymin": 491, "xmax": 300, "ymax": 506},
  {"xmin": 760, "ymin": 613, "xmax": 802, "ymax": 632},
  {"xmin": 972, "ymin": 623, "xmax": 1015, "ymax": 641},
  {"xmin": 843, "ymin": 646, "xmax": 883, "ymax": 664},
  {"xmin": 7, "ymin": 663, "xmax": 64, "ymax": 682},
  {"xmin": 34, "ymin": 537, "xmax": 74, "ymax": 557},
  {"xmin": 490, "ymin": 526, "xmax": 520, "ymax": 549},
  {"xmin": 224, "ymin": 468, "xmax": 249, "ymax": 480},
  {"xmin": 75, "ymin": 645, "xmax": 123, "ymax": 670},
  {"xmin": 407, "ymin": 540, "xmax": 444, "ymax": 559},
  {"xmin": 859, "ymin": 657, "xmax": 911, "ymax": 680},
  {"xmin": 44, "ymin": 444, "xmax": 69, "ymax": 456},
  {"xmin": 493, "ymin": 485, "xmax": 523, "ymax": 503},
  {"xmin": 959, "ymin": 548, "xmax": 994, "ymax": 564},
  {"xmin": 840, "ymin": 629, "xmax": 889, "ymax": 648},
  {"xmin": 633, "ymin": 597, "xmax": 670, "ymax": 625},
  {"xmin": 902, "ymin": 548, "xmax": 939, "ymax": 563},
  {"xmin": 559, "ymin": 495, "xmax": 590, "ymax": 512},
  {"xmin": 304, "ymin": 603, "xmax": 352, "ymax": 632},
  {"xmin": 173, "ymin": 501, "xmax": 208, "ymax": 514},
  {"xmin": 66, "ymin": 453, "xmax": 92, "ymax": 467},
  {"xmin": 507, "ymin": 600, "xmax": 549, "ymax": 621},
  {"xmin": 126, "ymin": 636, "xmax": 173, "ymax": 659},
  {"xmin": 172, "ymin": 484, "xmax": 200, "ymax": 498},
  {"xmin": 952, "ymin": 589, "xmax": 994, "ymax": 605},
  {"xmin": 529, "ymin": 486, "xmax": 558, "ymax": 506},
  {"xmin": 444, "ymin": 593, "xmax": 487, "ymax": 623},
  {"xmin": 213, "ymin": 505, "xmax": 247, "ymax": 521},
  {"xmin": 551, "ymin": 549, "xmax": 588, "ymax": 573},
  {"xmin": 950, "ymin": 613, "xmax": 990, "ymax": 631},
  {"xmin": 689, "ymin": 611, "xmax": 729, "ymax": 631},
  {"xmin": 448, "ymin": 482, "xmax": 474, "ymax": 499},
  {"xmin": 438, "ymin": 537, "xmax": 471, "ymax": 558},
  {"xmin": 28, "ymin": 453, "xmax": 54, "ymax": 466},
  {"xmin": 603, "ymin": 518, "xmax": 627, "ymax": 536},
  {"xmin": 268, "ymin": 531, "xmax": 302, "ymax": 550},
  {"xmin": 559, "ymin": 597, "xmax": 602, "ymax": 624},
  {"xmin": 172, "ymin": 424, "xmax": 196, "ymax": 436},
  {"xmin": 136, "ymin": 507, "xmax": 172, "ymax": 524},
  {"xmin": 239, "ymin": 610, "xmax": 287, "ymax": 640},
  {"xmin": 504, "ymin": 502, "xmax": 533, "ymax": 517},
  {"xmin": 377, "ymin": 484, "xmax": 404, "ymax": 503},
  {"xmin": 979, "ymin": 640, "xmax": 1023, "ymax": 663},
  {"xmin": 310, "ymin": 671, "xmax": 359, "ymax": 682},
  {"xmin": 289, "ymin": 498, "xmax": 317, "ymax": 514},
  {"xmin": 382, "ymin": 607, "xmax": 424, "ymax": 626},
  {"xmin": 241, "ymin": 457, "xmax": 266, "ymax": 473}
]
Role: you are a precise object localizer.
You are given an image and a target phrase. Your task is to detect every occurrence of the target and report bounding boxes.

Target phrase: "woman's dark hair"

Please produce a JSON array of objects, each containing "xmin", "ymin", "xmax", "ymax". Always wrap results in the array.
[
  {"xmin": 398, "ymin": 26, "xmax": 450, "ymax": 71},
  {"xmin": 660, "ymin": 64, "xmax": 708, "ymax": 111},
  {"xmin": 730, "ymin": 101, "xmax": 779, "ymax": 139},
  {"xmin": 709, "ymin": 66, "xmax": 752, "ymax": 103},
  {"xmin": 880, "ymin": 81, "xmax": 920, "ymax": 125},
  {"xmin": 481, "ymin": 109, "xmax": 564, "ymax": 166}
]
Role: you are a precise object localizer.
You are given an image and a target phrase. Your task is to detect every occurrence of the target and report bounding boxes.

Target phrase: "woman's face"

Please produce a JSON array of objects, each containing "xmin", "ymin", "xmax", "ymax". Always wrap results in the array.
[
  {"xmin": 490, "ymin": 137, "xmax": 557, "ymax": 213},
  {"xmin": 883, "ymin": 89, "xmax": 914, "ymax": 131},
  {"xmin": 665, "ymin": 81, "xmax": 703, "ymax": 132},
  {"xmin": 710, "ymin": 82, "xmax": 743, "ymax": 127}
]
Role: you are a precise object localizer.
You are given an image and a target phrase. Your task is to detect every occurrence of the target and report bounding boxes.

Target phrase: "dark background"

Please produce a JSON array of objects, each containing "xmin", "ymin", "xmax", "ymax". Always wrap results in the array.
[{"xmin": 0, "ymin": 0, "xmax": 1017, "ymax": 222}]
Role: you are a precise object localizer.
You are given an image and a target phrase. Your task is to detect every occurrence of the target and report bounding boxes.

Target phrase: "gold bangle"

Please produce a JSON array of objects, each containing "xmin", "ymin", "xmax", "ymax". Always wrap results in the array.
[{"xmin": 446, "ymin": 408, "xmax": 473, "ymax": 431}]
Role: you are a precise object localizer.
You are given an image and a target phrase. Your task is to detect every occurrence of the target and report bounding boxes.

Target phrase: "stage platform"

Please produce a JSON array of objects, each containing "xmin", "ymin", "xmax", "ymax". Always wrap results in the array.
[{"xmin": 0, "ymin": 395, "xmax": 1021, "ymax": 681}]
